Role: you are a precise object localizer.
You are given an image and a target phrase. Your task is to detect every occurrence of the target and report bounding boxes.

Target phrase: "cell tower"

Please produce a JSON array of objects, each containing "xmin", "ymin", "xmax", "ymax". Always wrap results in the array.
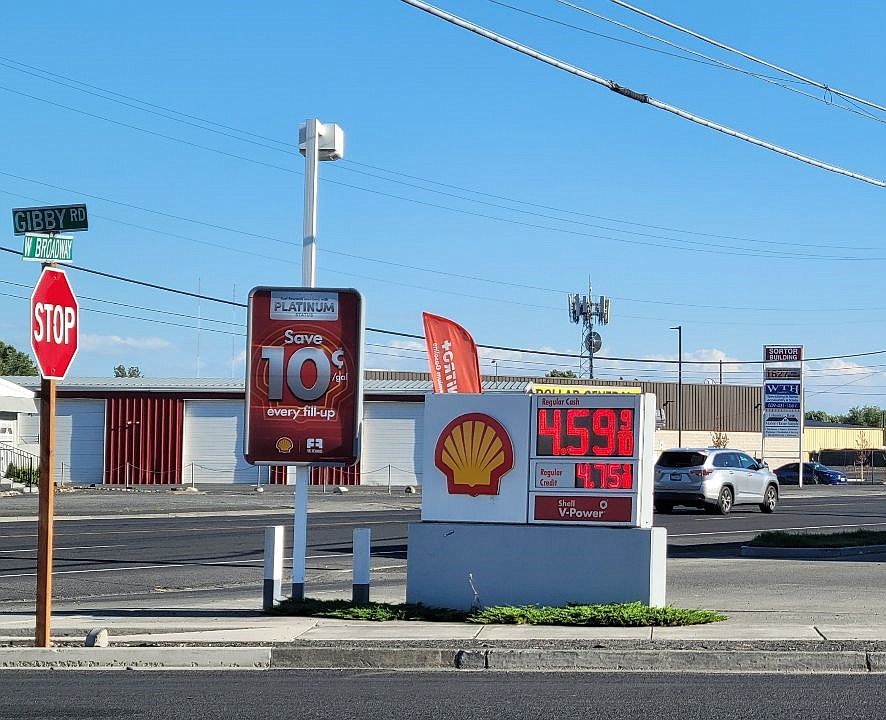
[{"xmin": 567, "ymin": 285, "xmax": 611, "ymax": 379}]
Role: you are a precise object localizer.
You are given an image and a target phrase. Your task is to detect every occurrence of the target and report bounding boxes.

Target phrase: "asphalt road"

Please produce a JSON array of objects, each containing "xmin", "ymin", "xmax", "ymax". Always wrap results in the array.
[
  {"xmin": 1, "ymin": 671, "xmax": 885, "ymax": 720},
  {"xmin": 2, "ymin": 487, "xmax": 885, "ymax": 616}
]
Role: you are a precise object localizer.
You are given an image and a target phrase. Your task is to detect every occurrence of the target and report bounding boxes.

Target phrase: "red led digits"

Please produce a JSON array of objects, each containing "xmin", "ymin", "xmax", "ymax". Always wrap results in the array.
[
  {"xmin": 565, "ymin": 408, "xmax": 590, "ymax": 455},
  {"xmin": 574, "ymin": 462, "xmax": 634, "ymax": 489},
  {"xmin": 536, "ymin": 409, "xmax": 563, "ymax": 456},
  {"xmin": 536, "ymin": 407, "xmax": 636, "ymax": 458}
]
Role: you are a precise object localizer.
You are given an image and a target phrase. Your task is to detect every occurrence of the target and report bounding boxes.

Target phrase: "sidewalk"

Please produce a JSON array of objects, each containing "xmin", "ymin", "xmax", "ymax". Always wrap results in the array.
[{"xmin": 3, "ymin": 599, "xmax": 886, "ymax": 672}]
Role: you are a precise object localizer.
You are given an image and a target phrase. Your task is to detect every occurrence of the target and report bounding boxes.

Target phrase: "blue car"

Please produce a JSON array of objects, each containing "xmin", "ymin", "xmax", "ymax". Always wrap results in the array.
[{"xmin": 774, "ymin": 462, "xmax": 848, "ymax": 485}]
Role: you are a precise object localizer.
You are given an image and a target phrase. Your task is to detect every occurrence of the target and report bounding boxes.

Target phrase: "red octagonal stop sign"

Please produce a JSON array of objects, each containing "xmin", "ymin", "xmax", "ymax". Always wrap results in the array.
[{"xmin": 30, "ymin": 267, "xmax": 79, "ymax": 380}]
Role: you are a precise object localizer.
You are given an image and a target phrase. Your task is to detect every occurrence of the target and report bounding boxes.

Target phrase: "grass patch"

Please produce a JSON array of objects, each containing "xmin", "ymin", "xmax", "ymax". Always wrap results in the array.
[
  {"xmin": 270, "ymin": 598, "xmax": 725, "ymax": 626},
  {"xmin": 749, "ymin": 529, "xmax": 886, "ymax": 548},
  {"xmin": 468, "ymin": 602, "xmax": 724, "ymax": 626}
]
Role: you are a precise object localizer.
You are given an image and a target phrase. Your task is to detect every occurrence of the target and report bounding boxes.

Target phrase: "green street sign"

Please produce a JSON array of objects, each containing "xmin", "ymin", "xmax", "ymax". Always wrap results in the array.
[
  {"xmin": 12, "ymin": 204, "xmax": 88, "ymax": 235},
  {"xmin": 22, "ymin": 233, "xmax": 74, "ymax": 263}
]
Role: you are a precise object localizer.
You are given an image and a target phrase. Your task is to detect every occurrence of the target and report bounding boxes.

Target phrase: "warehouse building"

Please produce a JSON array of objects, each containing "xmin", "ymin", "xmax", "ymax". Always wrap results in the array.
[{"xmin": 0, "ymin": 372, "xmax": 848, "ymax": 486}]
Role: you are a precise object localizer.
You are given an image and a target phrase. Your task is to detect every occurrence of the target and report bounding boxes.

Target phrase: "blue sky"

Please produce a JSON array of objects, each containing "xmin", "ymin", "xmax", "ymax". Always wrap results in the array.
[{"xmin": 1, "ymin": 1, "xmax": 885, "ymax": 413}]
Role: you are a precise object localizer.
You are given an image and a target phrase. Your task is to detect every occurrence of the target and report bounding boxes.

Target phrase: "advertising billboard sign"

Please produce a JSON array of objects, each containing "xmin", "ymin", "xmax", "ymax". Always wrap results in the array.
[{"xmin": 245, "ymin": 287, "xmax": 363, "ymax": 465}]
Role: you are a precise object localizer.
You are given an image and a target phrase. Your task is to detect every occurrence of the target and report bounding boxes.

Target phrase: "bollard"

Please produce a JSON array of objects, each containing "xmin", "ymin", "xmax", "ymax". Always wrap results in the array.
[
  {"xmin": 263, "ymin": 525, "xmax": 284, "ymax": 610},
  {"xmin": 352, "ymin": 527, "xmax": 371, "ymax": 604}
]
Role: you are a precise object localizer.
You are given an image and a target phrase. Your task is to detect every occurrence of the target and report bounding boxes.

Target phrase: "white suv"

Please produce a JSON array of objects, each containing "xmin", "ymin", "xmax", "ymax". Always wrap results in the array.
[{"xmin": 654, "ymin": 448, "xmax": 779, "ymax": 515}]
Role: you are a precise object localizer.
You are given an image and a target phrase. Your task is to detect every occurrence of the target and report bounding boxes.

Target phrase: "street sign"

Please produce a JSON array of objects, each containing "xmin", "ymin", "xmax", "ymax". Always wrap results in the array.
[
  {"xmin": 22, "ymin": 233, "xmax": 74, "ymax": 263},
  {"xmin": 13, "ymin": 204, "xmax": 88, "ymax": 235},
  {"xmin": 245, "ymin": 287, "xmax": 364, "ymax": 465},
  {"xmin": 30, "ymin": 267, "xmax": 79, "ymax": 380}
]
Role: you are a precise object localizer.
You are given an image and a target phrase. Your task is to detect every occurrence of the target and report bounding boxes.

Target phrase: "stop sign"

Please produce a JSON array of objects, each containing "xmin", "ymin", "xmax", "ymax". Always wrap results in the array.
[{"xmin": 30, "ymin": 267, "xmax": 79, "ymax": 380}]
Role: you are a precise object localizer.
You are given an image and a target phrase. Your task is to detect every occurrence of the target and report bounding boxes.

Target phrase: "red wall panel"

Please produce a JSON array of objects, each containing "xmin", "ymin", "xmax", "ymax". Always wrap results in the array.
[{"xmin": 105, "ymin": 396, "xmax": 184, "ymax": 484}]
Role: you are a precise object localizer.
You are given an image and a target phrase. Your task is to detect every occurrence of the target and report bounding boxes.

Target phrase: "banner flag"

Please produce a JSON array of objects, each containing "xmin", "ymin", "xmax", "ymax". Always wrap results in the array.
[{"xmin": 422, "ymin": 312, "xmax": 483, "ymax": 394}]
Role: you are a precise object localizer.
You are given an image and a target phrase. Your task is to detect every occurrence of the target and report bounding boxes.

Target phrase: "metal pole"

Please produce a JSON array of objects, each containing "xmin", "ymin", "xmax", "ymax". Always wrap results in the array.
[
  {"xmin": 670, "ymin": 326, "xmax": 683, "ymax": 446},
  {"xmin": 35, "ymin": 378, "xmax": 56, "ymax": 647},
  {"xmin": 291, "ymin": 118, "xmax": 322, "ymax": 601},
  {"xmin": 352, "ymin": 527, "xmax": 371, "ymax": 604},
  {"xmin": 719, "ymin": 359, "xmax": 723, "ymax": 385},
  {"xmin": 263, "ymin": 525, "xmax": 284, "ymax": 610},
  {"xmin": 388, "ymin": 464, "xmax": 392, "ymax": 495}
]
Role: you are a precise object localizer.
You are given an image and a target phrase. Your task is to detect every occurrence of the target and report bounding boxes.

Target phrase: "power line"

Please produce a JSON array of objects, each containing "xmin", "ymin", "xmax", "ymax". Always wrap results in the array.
[
  {"xmin": 548, "ymin": 0, "xmax": 886, "ymax": 124},
  {"xmin": 3, "ymin": 66, "xmax": 884, "ymax": 257},
  {"xmin": 400, "ymin": 0, "xmax": 886, "ymax": 188},
  {"xmin": 607, "ymin": 0, "xmax": 886, "ymax": 117},
  {"xmin": 6, "ymin": 250, "xmax": 886, "ymax": 371}
]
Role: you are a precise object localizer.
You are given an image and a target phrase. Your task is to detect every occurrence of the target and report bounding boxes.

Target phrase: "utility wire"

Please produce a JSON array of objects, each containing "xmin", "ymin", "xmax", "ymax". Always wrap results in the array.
[
  {"xmin": 400, "ymin": 0, "xmax": 886, "ymax": 188},
  {"xmin": 549, "ymin": 0, "xmax": 886, "ymax": 124},
  {"xmin": 608, "ymin": 0, "xmax": 886, "ymax": 116},
  {"xmin": 2, "ymin": 62, "xmax": 883, "ymax": 253}
]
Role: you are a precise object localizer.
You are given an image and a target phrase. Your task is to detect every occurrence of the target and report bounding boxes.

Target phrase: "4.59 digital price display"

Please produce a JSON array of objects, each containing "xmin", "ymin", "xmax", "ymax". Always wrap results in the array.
[{"xmin": 535, "ymin": 406, "xmax": 635, "ymax": 458}]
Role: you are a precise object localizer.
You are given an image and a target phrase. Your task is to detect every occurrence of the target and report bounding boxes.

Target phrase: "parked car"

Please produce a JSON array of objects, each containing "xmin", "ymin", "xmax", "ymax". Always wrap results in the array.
[
  {"xmin": 654, "ymin": 448, "xmax": 779, "ymax": 515},
  {"xmin": 774, "ymin": 462, "xmax": 848, "ymax": 485}
]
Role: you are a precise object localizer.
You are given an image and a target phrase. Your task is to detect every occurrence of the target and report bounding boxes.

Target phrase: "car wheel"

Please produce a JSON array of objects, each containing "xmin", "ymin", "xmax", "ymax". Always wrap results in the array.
[
  {"xmin": 716, "ymin": 486, "xmax": 733, "ymax": 515},
  {"xmin": 655, "ymin": 502, "xmax": 674, "ymax": 514},
  {"xmin": 759, "ymin": 484, "xmax": 778, "ymax": 513}
]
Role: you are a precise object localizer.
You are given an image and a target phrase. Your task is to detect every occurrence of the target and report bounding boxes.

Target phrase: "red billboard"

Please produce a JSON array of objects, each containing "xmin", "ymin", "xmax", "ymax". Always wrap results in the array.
[{"xmin": 245, "ymin": 287, "xmax": 363, "ymax": 465}]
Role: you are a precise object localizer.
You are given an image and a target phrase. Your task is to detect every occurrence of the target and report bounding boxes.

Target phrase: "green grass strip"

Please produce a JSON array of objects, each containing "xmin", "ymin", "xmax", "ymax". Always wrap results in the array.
[
  {"xmin": 271, "ymin": 598, "xmax": 725, "ymax": 626},
  {"xmin": 749, "ymin": 529, "xmax": 886, "ymax": 548}
]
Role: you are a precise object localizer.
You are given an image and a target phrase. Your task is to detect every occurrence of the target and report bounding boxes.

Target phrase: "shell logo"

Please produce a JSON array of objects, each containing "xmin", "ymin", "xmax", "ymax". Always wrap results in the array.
[
  {"xmin": 276, "ymin": 437, "xmax": 294, "ymax": 453},
  {"xmin": 434, "ymin": 413, "xmax": 514, "ymax": 496}
]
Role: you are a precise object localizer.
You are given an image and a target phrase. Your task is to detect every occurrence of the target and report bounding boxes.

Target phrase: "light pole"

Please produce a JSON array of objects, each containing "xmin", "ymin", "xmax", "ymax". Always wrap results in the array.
[
  {"xmin": 291, "ymin": 118, "xmax": 345, "ymax": 601},
  {"xmin": 670, "ymin": 325, "xmax": 683, "ymax": 447}
]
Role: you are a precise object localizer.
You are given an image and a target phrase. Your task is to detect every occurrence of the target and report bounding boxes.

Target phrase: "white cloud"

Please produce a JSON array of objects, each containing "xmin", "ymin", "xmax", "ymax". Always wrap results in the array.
[{"xmin": 81, "ymin": 334, "xmax": 173, "ymax": 354}]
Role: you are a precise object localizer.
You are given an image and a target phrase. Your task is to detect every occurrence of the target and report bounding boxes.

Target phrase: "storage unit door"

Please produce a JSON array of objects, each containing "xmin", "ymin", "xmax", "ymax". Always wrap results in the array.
[
  {"xmin": 182, "ymin": 400, "xmax": 254, "ymax": 484},
  {"xmin": 18, "ymin": 399, "xmax": 105, "ymax": 484},
  {"xmin": 360, "ymin": 401, "xmax": 423, "ymax": 487}
]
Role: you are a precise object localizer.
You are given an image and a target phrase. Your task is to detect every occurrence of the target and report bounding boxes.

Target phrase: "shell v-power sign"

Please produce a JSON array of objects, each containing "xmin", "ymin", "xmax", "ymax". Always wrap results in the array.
[{"xmin": 244, "ymin": 287, "xmax": 364, "ymax": 466}]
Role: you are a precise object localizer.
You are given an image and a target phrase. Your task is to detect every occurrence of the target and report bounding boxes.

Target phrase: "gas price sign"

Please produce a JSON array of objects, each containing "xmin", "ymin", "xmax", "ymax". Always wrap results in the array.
[
  {"xmin": 530, "ymin": 394, "xmax": 650, "ymax": 526},
  {"xmin": 245, "ymin": 287, "xmax": 364, "ymax": 465}
]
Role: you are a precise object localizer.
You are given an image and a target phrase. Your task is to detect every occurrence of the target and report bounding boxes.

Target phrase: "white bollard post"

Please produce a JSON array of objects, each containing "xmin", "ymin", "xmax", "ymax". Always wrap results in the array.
[
  {"xmin": 263, "ymin": 525, "xmax": 284, "ymax": 610},
  {"xmin": 352, "ymin": 527, "xmax": 371, "ymax": 604}
]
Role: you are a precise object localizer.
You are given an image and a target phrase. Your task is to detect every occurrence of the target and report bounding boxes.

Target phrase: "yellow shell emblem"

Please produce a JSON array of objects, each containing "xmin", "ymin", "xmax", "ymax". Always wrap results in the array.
[
  {"xmin": 435, "ymin": 413, "xmax": 514, "ymax": 496},
  {"xmin": 276, "ymin": 437, "xmax": 294, "ymax": 453}
]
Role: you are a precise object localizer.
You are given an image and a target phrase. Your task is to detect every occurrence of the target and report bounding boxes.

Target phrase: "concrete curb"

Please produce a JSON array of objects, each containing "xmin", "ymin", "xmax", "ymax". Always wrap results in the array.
[
  {"xmin": 1, "ymin": 646, "xmax": 883, "ymax": 672},
  {"xmin": 0, "ymin": 647, "xmax": 271, "ymax": 669},
  {"xmin": 740, "ymin": 544, "xmax": 886, "ymax": 558}
]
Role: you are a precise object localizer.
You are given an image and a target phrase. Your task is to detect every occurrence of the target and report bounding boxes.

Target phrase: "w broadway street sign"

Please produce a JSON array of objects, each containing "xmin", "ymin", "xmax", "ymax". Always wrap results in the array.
[
  {"xmin": 31, "ymin": 267, "xmax": 79, "ymax": 380},
  {"xmin": 22, "ymin": 234, "xmax": 74, "ymax": 263}
]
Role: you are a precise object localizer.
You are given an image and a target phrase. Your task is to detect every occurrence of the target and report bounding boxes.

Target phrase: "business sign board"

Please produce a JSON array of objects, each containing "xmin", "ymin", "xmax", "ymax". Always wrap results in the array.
[
  {"xmin": 528, "ymin": 383, "xmax": 641, "ymax": 395},
  {"xmin": 765, "ymin": 367, "xmax": 801, "ymax": 380},
  {"xmin": 764, "ymin": 411, "xmax": 802, "ymax": 438},
  {"xmin": 422, "ymin": 392, "xmax": 655, "ymax": 527},
  {"xmin": 12, "ymin": 205, "xmax": 88, "ymax": 235},
  {"xmin": 765, "ymin": 346, "xmax": 803, "ymax": 363},
  {"xmin": 244, "ymin": 287, "xmax": 363, "ymax": 465},
  {"xmin": 762, "ymin": 345, "xmax": 803, "ymax": 442}
]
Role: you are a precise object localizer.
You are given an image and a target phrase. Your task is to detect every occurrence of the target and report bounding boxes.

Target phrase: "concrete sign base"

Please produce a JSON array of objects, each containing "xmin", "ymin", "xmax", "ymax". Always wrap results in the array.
[{"xmin": 406, "ymin": 522, "xmax": 667, "ymax": 611}]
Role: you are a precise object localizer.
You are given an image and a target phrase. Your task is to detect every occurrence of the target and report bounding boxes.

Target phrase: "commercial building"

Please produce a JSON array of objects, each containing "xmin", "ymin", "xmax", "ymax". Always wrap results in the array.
[{"xmin": 0, "ymin": 372, "xmax": 874, "ymax": 486}]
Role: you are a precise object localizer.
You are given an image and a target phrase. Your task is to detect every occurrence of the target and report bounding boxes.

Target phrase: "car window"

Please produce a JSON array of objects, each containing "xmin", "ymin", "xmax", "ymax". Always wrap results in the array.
[
  {"xmin": 712, "ymin": 453, "xmax": 733, "ymax": 468},
  {"xmin": 737, "ymin": 454, "xmax": 758, "ymax": 470},
  {"xmin": 657, "ymin": 451, "xmax": 707, "ymax": 468}
]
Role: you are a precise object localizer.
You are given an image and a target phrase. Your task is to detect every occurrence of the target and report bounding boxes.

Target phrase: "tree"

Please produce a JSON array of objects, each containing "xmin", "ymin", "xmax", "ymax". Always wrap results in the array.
[
  {"xmin": 546, "ymin": 370, "xmax": 577, "ymax": 378},
  {"xmin": 710, "ymin": 431, "xmax": 729, "ymax": 449},
  {"xmin": 845, "ymin": 405, "xmax": 884, "ymax": 428},
  {"xmin": 805, "ymin": 410, "xmax": 832, "ymax": 423},
  {"xmin": 114, "ymin": 365, "xmax": 142, "ymax": 378},
  {"xmin": 0, "ymin": 341, "xmax": 38, "ymax": 376}
]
